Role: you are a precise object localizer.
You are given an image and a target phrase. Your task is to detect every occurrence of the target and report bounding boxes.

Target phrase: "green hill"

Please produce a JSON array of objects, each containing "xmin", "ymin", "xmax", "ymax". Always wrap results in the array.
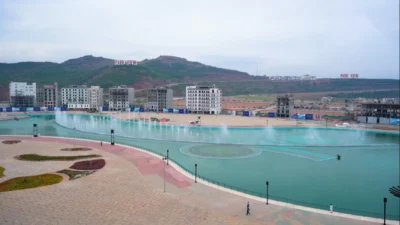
[
  {"xmin": 0, "ymin": 55, "xmax": 251, "ymax": 89},
  {"xmin": 0, "ymin": 55, "xmax": 399, "ymax": 99},
  {"xmin": 168, "ymin": 79, "xmax": 400, "ymax": 96}
]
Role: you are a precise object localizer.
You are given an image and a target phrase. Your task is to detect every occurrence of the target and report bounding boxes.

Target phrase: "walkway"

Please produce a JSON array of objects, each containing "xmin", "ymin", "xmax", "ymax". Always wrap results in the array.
[{"xmin": 0, "ymin": 136, "xmax": 392, "ymax": 225}]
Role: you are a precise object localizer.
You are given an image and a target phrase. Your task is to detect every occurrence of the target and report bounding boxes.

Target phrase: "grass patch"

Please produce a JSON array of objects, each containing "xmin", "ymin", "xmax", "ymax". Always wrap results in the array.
[
  {"xmin": 0, "ymin": 174, "xmax": 63, "ymax": 192},
  {"xmin": 60, "ymin": 147, "xmax": 92, "ymax": 151},
  {"xmin": 17, "ymin": 154, "xmax": 101, "ymax": 161},
  {"xmin": 2, "ymin": 140, "xmax": 21, "ymax": 144},
  {"xmin": 0, "ymin": 166, "xmax": 4, "ymax": 178},
  {"xmin": 58, "ymin": 169, "xmax": 95, "ymax": 180}
]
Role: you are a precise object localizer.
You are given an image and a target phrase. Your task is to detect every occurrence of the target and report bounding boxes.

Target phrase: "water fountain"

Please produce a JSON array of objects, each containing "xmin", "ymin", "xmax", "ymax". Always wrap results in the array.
[{"xmin": 54, "ymin": 112, "xmax": 400, "ymax": 147}]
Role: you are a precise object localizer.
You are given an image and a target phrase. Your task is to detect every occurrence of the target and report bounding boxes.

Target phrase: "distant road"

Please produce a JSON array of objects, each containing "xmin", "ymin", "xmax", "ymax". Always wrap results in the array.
[{"xmin": 271, "ymin": 89, "xmax": 399, "ymax": 98}]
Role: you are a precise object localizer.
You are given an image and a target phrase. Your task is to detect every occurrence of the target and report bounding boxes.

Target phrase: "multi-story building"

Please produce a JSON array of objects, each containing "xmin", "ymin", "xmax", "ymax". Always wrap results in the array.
[
  {"xmin": 88, "ymin": 86, "xmax": 103, "ymax": 109},
  {"xmin": 186, "ymin": 85, "xmax": 221, "ymax": 114},
  {"xmin": 9, "ymin": 82, "xmax": 37, "ymax": 107},
  {"xmin": 270, "ymin": 76, "xmax": 282, "ymax": 80},
  {"xmin": 102, "ymin": 92, "xmax": 110, "ymax": 107},
  {"xmin": 36, "ymin": 82, "xmax": 59, "ymax": 107},
  {"xmin": 321, "ymin": 96, "xmax": 333, "ymax": 104},
  {"xmin": 357, "ymin": 103, "xmax": 400, "ymax": 124},
  {"xmin": 359, "ymin": 103, "xmax": 400, "ymax": 118},
  {"xmin": 276, "ymin": 94, "xmax": 294, "ymax": 118},
  {"xmin": 109, "ymin": 85, "xmax": 135, "ymax": 111},
  {"xmin": 269, "ymin": 75, "xmax": 316, "ymax": 81},
  {"xmin": 61, "ymin": 85, "xmax": 89, "ymax": 109},
  {"xmin": 147, "ymin": 87, "xmax": 173, "ymax": 112},
  {"xmin": 301, "ymin": 74, "xmax": 317, "ymax": 80}
]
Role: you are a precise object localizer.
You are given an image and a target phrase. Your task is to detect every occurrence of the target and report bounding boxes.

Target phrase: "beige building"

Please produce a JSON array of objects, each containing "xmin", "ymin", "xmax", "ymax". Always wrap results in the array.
[
  {"xmin": 88, "ymin": 86, "xmax": 103, "ymax": 109},
  {"xmin": 147, "ymin": 87, "xmax": 173, "ymax": 112},
  {"xmin": 109, "ymin": 85, "xmax": 135, "ymax": 111},
  {"xmin": 37, "ymin": 82, "xmax": 59, "ymax": 107}
]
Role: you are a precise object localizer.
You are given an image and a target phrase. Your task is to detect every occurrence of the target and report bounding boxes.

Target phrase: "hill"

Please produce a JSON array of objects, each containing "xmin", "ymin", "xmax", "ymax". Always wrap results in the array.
[
  {"xmin": 0, "ymin": 55, "xmax": 254, "ymax": 89},
  {"xmin": 0, "ymin": 55, "xmax": 399, "ymax": 99},
  {"xmin": 328, "ymin": 90, "xmax": 400, "ymax": 99},
  {"xmin": 167, "ymin": 79, "xmax": 400, "ymax": 97},
  {"xmin": 0, "ymin": 55, "xmax": 115, "ymax": 87}
]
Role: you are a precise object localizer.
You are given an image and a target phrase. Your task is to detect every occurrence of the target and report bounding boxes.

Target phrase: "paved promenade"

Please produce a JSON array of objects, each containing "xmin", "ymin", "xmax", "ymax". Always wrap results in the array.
[{"xmin": 0, "ymin": 136, "xmax": 392, "ymax": 225}]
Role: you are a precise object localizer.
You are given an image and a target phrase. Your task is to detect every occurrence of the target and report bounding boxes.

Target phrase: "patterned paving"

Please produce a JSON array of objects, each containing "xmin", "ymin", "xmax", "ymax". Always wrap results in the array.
[{"xmin": 0, "ymin": 136, "xmax": 392, "ymax": 225}]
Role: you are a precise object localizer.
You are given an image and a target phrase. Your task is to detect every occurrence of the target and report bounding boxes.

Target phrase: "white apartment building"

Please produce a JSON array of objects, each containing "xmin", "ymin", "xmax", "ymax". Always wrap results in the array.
[
  {"xmin": 186, "ymin": 85, "xmax": 221, "ymax": 114},
  {"xmin": 61, "ymin": 85, "xmax": 90, "ymax": 109},
  {"xmin": 301, "ymin": 74, "xmax": 316, "ymax": 80},
  {"xmin": 9, "ymin": 82, "xmax": 37, "ymax": 107},
  {"xmin": 88, "ymin": 86, "xmax": 103, "ymax": 109},
  {"xmin": 109, "ymin": 85, "xmax": 135, "ymax": 111},
  {"xmin": 269, "ymin": 75, "xmax": 316, "ymax": 80}
]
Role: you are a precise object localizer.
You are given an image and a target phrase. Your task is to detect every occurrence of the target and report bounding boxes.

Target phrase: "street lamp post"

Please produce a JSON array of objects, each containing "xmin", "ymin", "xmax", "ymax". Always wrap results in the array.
[
  {"xmin": 266, "ymin": 181, "xmax": 269, "ymax": 205},
  {"xmin": 195, "ymin": 164, "xmax": 197, "ymax": 183},
  {"xmin": 33, "ymin": 124, "xmax": 38, "ymax": 137},
  {"xmin": 383, "ymin": 197, "xmax": 387, "ymax": 225},
  {"xmin": 167, "ymin": 150, "xmax": 169, "ymax": 165},
  {"xmin": 111, "ymin": 129, "xmax": 115, "ymax": 145},
  {"xmin": 162, "ymin": 157, "xmax": 167, "ymax": 192}
]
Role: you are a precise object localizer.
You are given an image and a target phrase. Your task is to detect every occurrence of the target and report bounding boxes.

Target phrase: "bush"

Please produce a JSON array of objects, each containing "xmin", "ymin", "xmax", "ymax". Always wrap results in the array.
[
  {"xmin": 60, "ymin": 147, "xmax": 92, "ymax": 151},
  {"xmin": 2, "ymin": 140, "xmax": 21, "ymax": 144}
]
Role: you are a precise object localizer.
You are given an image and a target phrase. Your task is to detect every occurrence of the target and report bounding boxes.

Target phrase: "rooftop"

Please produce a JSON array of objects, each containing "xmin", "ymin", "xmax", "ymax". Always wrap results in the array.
[{"xmin": 62, "ymin": 85, "xmax": 87, "ymax": 88}]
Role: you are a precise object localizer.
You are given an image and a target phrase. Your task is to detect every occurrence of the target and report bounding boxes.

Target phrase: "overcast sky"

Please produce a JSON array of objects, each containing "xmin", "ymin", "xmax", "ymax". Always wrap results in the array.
[{"xmin": 0, "ymin": 0, "xmax": 399, "ymax": 78}]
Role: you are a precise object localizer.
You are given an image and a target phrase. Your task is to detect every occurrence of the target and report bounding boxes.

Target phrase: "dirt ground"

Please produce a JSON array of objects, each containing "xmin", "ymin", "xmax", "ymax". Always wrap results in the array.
[
  {"xmin": 173, "ymin": 97, "xmax": 271, "ymax": 111},
  {"xmin": 112, "ymin": 112, "xmax": 300, "ymax": 127}
]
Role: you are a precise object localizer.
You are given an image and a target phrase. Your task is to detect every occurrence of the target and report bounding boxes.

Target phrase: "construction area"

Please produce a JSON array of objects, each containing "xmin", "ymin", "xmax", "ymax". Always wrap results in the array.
[{"xmin": 357, "ymin": 103, "xmax": 400, "ymax": 125}]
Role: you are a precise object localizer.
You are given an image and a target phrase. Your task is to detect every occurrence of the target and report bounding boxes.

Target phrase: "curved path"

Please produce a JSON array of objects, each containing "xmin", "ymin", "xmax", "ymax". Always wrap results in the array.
[{"xmin": 0, "ymin": 135, "xmax": 396, "ymax": 225}]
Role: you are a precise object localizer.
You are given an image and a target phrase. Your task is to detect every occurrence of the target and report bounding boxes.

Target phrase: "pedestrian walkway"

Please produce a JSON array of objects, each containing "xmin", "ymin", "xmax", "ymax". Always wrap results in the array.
[{"xmin": 0, "ymin": 136, "xmax": 391, "ymax": 225}]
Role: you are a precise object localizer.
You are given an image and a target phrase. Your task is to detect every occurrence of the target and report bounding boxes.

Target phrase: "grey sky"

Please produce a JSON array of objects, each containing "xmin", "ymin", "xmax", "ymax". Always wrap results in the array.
[{"xmin": 0, "ymin": 0, "xmax": 399, "ymax": 78}]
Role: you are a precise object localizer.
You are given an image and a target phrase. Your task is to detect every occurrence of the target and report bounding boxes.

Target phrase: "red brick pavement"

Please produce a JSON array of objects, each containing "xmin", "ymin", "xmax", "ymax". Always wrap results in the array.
[{"xmin": 0, "ymin": 135, "xmax": 192, "ymax": 188}]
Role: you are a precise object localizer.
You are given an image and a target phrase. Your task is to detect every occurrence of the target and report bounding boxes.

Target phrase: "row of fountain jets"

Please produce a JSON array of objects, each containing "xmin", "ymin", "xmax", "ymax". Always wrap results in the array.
[
  {"xmin": 55, "ymin": 111, "xmax": 234, "ymax": 144},
  {"xmin": 54, "ymin": 111, "xmax": 370, "ymax": 146}
]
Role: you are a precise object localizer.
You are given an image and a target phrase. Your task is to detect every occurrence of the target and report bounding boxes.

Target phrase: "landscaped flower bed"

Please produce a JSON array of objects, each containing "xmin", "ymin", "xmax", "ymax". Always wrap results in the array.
[
  {"xmin": 58, "ymin": 169, "xmax": 96, "ymax": 180},
  {"xmin": 0, "ymin": 166, "xmax": 4, "ymax": 178},
  {"xmin": 70, "ymin": 159, "xmax": 106, "ymax": 170},
  {"xmin": 60, "ymin": 147, "xmax": 92, "ymax": 151},
  {"xmin": 16, "ymin": 154, "xmax": 101, "ymax": 161},
  {"xmin": 0, "ymin": 174, "xmax": 63, "ymax": 192},
  {"xmin": 2, "ymin": 140, "xmax": 21, "ymax": 144}
]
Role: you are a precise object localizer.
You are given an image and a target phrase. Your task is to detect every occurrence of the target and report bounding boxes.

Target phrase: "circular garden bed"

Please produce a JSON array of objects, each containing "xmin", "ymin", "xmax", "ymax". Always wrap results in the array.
[
  {"xmin": 2, "ymin": 140, "xmax": 21, "ymax": 145},
  {"xmin": 180, "ymin": 144, "xmax": 261, "ymax": 159}
]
